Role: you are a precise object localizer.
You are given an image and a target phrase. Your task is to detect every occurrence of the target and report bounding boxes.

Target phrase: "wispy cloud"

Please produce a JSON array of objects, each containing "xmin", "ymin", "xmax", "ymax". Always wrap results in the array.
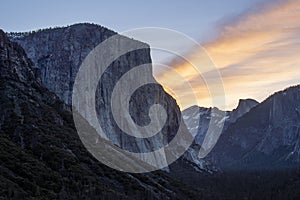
[{"xmin": 155, "ymin": 0, "xmax": 300, "ymax": 110}]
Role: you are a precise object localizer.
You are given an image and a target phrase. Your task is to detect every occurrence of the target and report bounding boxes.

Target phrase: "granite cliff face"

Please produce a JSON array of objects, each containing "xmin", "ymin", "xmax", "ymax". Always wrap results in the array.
[
  {"xmin": 206, "ymin": 85, "xmax": 300, "ymax": 170},
  {"xmin": 11, "ymin": 23, "xmax": 191, "ymax": 169},
  {"xmin": 0, "ymin": 29, "xmax": 201, "ymax": 199},
  {"xmin": 10, "ymin": 23, "xmax": 116, "ymax": 105}
]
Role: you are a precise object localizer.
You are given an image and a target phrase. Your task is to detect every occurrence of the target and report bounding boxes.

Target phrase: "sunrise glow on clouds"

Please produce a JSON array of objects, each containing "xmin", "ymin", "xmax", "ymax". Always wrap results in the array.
[{"xmin": 155, "ymin": 0, "xmax": 300, "ymax": 110}]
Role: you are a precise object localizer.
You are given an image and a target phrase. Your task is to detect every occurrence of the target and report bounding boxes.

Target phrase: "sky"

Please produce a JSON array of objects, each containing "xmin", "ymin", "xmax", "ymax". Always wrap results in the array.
[
  {"xmin": 2, "ymin": 0, "xmax": 299, "ymax": 110},
  {"xmin": 155, "ymin": 0, "xmax": 300, "ymax": 110},
  {"xmin": 1, "ymin": 0, "xmax": 263, "ymax": 39}
]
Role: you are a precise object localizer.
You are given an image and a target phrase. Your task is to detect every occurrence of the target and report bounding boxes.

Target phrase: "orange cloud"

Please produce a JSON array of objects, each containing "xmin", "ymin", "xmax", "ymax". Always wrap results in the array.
[{"xmin": 155, "ymin": 0, "xmax": 300, "ymax": 110}]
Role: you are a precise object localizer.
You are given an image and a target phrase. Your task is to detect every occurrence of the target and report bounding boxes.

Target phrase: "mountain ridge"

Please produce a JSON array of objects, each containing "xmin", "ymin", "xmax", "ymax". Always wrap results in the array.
[{"xmin": 206, "ymin": 84, "xmax": 300, "ymax": 170}]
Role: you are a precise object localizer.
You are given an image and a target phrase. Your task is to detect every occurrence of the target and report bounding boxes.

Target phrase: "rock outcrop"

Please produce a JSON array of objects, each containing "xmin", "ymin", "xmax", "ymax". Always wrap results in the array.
[
  {"xmin": 10, "ymin": 23, "xmax": 192, "ymax": 169},
  {"xmin": 0, "ymin": 29, "xmax": 201, "ymax": 199}
]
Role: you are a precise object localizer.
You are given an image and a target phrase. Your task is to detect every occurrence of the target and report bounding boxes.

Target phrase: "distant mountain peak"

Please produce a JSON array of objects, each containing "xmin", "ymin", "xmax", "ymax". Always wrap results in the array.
[
  {"xmin": 237, "ymin": 98, "xmax": 258, "ymax": 107},
  {"xmin": 229, "ymin": 98, "xmax": 258, "ymax": 123}
]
